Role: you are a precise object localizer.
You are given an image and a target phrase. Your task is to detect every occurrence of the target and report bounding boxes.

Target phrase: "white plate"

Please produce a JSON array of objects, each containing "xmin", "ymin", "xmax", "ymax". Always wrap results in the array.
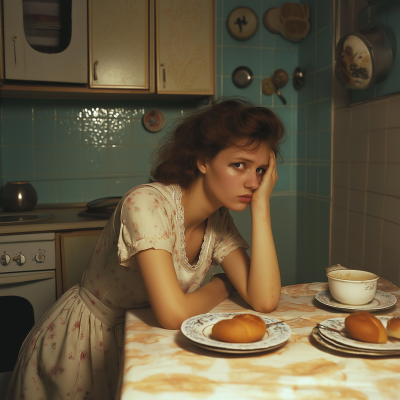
[
  {"xmin": 315, "ymin": 290, "xmax": 397, "ymax": 312},
  {"xmin": 181, "ymin": 312, "xmax": 291, "ymax": 352},
  {"xmin": 312, "ymin": 327, "xmax": 400, "ymax": 357},
  {"xmin": 318, "ymin": 317, "xmax": 400, "ymax": 351}
]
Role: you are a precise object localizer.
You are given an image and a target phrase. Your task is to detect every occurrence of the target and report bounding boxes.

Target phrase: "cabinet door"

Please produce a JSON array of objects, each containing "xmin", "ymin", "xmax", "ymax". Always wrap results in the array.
[
  {"xmin": 156, "ymin": 0, "xmax": 214, "ymax": 95},
  {"xmin": 3, "ymin": 0, "xmax": 88, "ymax": 83},
  {"xmin": 89, "ymin": 0, "xmax": 152, "ymax": 89},
  {"xmin": 57, "ymin": 230, "xmax": 101, "ymax": 296}
]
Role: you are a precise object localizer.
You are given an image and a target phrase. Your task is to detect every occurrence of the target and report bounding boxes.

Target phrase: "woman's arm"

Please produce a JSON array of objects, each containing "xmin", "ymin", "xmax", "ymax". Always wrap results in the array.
[
  {"xmin": 136, "ymin": 249, "xmax": 233, "ymax": 329},
  {"xmin": 220, "ymin": 151, "xmax": 281, "ymax": 313}
]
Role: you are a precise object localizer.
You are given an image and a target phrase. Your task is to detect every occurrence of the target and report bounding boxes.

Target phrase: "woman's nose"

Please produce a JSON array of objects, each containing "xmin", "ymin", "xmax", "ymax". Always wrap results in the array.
[{"xmin": 245, "ymin": 172, "xmax": 260, "ymax": 190}]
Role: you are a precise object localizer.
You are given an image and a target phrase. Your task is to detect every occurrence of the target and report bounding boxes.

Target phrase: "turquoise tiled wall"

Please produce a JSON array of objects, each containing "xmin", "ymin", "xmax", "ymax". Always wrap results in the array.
[
  {"xmin": 0, "ymin": 0, "xmax": 333, "ymax": 286},
  {"xmin": 351, "ymin": 0, "xmax": 400, "ymax": 104}
]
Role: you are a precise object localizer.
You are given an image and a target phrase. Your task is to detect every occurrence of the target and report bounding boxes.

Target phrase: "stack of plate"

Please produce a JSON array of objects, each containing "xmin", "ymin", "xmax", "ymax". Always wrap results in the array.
[
  {"xmin": 313, "ymin": 317, "xmax": 400, "ymax": 356},
  {"xmin": 181, "ymin": 312, "xmax": 291, "ymax": 354}
]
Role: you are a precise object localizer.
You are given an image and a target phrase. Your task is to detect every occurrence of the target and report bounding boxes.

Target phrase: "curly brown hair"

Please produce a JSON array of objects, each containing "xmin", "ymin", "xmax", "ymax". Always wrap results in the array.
[{"xmin": 149, "ymin": 98, "xmax": 285, "ymax": 189}]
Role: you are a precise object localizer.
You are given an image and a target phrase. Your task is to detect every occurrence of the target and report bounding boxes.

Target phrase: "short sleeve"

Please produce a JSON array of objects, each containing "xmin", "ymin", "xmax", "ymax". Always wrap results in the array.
[
  {"xmin": 117, "ymin": 188, "xmax": 176, "ymax": 266},
  {"xmin": 212, "ymin": 207, "xmax": 250, "ymax": 265}
]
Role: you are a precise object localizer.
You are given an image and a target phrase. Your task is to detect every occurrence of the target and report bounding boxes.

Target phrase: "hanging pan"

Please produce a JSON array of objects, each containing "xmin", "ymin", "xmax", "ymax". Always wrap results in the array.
[{"xmin": 335, "ymin": 25, "xmax": 395, "ymax": 90}]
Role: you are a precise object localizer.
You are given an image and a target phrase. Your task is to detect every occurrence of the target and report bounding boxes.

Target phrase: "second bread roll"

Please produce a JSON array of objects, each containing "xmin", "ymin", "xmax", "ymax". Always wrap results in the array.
[
  {"xmin": 386, "ymin": 317, "xmax": 400, "ymax": 339},
  {"xmin": 345, "ymin": 311, "xmax": 387, "ymax": 343},
  {"xmin": 212, "ymin": 314, "xmax": 266, "ymax": 343}
]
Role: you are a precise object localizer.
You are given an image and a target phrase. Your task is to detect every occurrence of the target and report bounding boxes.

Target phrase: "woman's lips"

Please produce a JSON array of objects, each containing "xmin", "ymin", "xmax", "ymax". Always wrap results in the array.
[{"xmin": 238, "ymin": 195, "xmax": 252, "ymax": 203}]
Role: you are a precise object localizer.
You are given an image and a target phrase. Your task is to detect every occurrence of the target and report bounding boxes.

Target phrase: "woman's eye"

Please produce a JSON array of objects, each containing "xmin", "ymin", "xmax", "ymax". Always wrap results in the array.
[
  {"xmin": 233, "ymin": 163, "xmax": 245, "ymax": 169},
  {"xmin": 256, "ymin": 168, "xmax": 266, "ymax": 174}
]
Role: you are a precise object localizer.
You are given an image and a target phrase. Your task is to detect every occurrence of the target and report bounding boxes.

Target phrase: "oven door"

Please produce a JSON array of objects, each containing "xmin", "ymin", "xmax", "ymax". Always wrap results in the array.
[{"xmin": 0, "ymin": 270, "xmax": 56, "ymax": 397}]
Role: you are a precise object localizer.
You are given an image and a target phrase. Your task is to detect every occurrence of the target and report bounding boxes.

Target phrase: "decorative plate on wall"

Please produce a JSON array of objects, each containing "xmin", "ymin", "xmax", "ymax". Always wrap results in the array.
[
  {"xmin": 227, "ymin": 7, "xmax": 258, "ymax": 41},
  {"xmin": 142, "ymin": 109, "xmax": 166, "ymax": 132}
]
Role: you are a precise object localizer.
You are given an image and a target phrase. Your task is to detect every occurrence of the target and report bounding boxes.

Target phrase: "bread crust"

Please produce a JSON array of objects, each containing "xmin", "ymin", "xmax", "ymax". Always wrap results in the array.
[
  {"xmin": 212, "ymin": 314, "xmax": 266, "ymax": 343},
  {"xmin": 386, "ymin": 317, "xmax": 400, "ymax": 339},
  {"xmin": 345, "ymin": 311, "xmax": 387, "ymax": 343}
]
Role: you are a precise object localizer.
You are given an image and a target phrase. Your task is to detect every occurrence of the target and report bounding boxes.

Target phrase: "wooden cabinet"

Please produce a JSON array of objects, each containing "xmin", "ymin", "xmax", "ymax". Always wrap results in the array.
[
  {"xmin": 156, "ymin": 0, "xmax": 214, "ymax": 95},
  {"xmin": 3, "ymin": 0, "xmax": 88, "ymax": 84},
  {"xmin": 55, "ymin": 230, "xmax": 101, "ymax": 298},
  {"xmin": 89, "ymin": 0, "xmax": 153, "ymax": 90},
  {"xmin": 0, "ymin": 0, "xmax": 214, "ymax": 98}
]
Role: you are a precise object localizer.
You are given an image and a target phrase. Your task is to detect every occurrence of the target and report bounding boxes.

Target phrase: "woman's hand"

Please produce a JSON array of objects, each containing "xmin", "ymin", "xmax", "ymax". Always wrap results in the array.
[{"xmin": 251, "ymin": 150, "xmax": 278, "ymax": 208}]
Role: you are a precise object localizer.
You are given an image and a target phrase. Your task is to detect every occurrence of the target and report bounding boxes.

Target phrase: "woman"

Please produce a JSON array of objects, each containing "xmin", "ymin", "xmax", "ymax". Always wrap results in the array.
[{"xmin": 7, "ymin": 99, "xmax": 284, "ymax": 399}]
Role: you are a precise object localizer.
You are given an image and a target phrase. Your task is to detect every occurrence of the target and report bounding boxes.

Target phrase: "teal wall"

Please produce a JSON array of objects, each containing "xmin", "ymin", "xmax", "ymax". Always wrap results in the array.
[
  {"xmin": 0, "ymin": 0, "xmax": 333, "ymax": 286},
  {"xmin": 351, "ymin": 0, "xmax": 400, "ymax": 104}
]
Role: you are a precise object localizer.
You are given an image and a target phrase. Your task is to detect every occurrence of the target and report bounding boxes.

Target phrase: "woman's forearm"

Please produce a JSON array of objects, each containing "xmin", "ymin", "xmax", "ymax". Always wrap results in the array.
[{"xmin": 247, "ymin": 200, "xmax": 281, "ymax": 312}]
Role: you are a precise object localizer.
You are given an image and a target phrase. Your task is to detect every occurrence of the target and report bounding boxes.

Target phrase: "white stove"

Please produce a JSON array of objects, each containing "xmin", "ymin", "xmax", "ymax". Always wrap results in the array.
[{"xmin": 0, "ymin": 232, "xmax": 56, "ymax": 398}]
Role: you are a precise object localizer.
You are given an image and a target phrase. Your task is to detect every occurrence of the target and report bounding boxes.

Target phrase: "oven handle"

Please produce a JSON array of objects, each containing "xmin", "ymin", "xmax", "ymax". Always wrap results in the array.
[{"xmin": 0, "ymin": 270, "xmax": 55, "ymax": 285}]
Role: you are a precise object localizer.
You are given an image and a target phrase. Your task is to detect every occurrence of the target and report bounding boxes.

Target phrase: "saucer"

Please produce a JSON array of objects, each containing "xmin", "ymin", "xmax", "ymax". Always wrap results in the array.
[{"xmin": 315, "ymin": 290, "xmax": 397, "ymax": 312}]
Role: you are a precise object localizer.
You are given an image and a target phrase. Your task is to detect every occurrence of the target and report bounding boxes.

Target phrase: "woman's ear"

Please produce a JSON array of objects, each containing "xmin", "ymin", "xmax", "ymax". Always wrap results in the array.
[{"xmin": 196, "ymin": 157, "xmax": 207, "ymax": 174}]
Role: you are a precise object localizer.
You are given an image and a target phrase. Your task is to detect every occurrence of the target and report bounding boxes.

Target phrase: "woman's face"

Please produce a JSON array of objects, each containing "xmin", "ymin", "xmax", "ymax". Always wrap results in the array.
[{"xmin": 199, "ymin": 143, "xmax": 271, "ymax": 211}]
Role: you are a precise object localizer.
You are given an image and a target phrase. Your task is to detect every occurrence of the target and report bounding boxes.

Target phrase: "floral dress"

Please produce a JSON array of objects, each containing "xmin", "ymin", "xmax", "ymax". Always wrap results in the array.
[{"xmin": 6, "ymin": 183, "xmax": 249, "ymax": 400}]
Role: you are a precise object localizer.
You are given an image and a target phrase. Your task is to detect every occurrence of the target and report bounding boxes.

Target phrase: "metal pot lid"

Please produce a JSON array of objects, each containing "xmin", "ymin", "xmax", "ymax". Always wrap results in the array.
[{"xmin": 232, "ymin": 66, "xmax": 253, "ymax": 88}]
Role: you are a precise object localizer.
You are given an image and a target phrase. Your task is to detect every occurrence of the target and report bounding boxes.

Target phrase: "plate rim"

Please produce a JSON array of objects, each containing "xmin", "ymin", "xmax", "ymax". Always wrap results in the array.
[
  {"xmin": 181, "ymin": 312, "xmax": 291, "ymax": 351},
  {"xmin": 318, "ymin": 316, "xmax": 400, "ymax": 351},
  {"xmin": 314, "ymin": 289, "xmax": 397, "ymax": 311}
]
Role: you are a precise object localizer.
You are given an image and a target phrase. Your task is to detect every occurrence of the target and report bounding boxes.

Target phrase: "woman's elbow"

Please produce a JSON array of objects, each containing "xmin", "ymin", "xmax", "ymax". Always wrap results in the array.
[
  {"xmin": 251, "ymin": 297, "xmax": 280, "ymax": 314},
  {"xmin": 155, "ymin": 310, "xmax": 188, "ymax": 330}
]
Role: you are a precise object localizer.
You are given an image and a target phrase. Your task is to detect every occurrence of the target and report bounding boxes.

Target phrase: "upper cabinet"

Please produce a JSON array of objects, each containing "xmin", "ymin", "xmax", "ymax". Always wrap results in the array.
[
  {"xmin": 156, "ymin": 0, "xmax": 214, "ymax": 95},
  {"xmin": 89, "ymin": 0, "xmax": 152, "ymax": 90},
  {"xmin": 3, "ymin": 0, "xmax": 88, "ymax": 83},
  {"xmin": 0, "ymin": 0, "xmax": 214, "ymax": 97}
]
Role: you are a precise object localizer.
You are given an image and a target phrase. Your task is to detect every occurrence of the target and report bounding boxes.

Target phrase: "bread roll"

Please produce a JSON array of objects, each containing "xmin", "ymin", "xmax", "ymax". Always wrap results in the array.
[
  {"xmin": 212, "ymin": 314, "xmax": 266, "ymax": 343},
  {"xmin": 386, "ymin": 317, "xmax": 400, "ymax": 339},
  {"xmin": 345, "ymin": 311, "xmax": 387, "ymax": 343}
]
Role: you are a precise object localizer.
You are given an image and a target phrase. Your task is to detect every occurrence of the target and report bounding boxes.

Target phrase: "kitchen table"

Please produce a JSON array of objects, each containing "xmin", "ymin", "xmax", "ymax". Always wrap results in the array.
[{"xmin": 119, "ymin": 279, "xmax": 400, "ymax": 400}]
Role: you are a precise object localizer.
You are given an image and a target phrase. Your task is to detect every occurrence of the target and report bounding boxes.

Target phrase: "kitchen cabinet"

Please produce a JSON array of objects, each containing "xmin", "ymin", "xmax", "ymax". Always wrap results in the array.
[
  {"xmin": 156, "ymin": 0, "xmax": 214, "ymax": 95},
  {"xmin": 56, "ymin": 230, "xmax": 102, "ymax": 298},
  {"xmin": 89, "ymin": 0, "xmax": 153, "ymax": 90},
  {"xmin": 0, "ymin": 0, "xmax": 214, "ymax": 98},
  {"xmin": 2, "ymin": 0, "xmax": 88, "ymax": 84}
]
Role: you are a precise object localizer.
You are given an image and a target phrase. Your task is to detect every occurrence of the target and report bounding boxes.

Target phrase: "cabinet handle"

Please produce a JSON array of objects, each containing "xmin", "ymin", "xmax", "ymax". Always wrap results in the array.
[
  {"xmin": 163, "ymin": 68, "xmax": 166, "ymax": 88},
  {"xmin": 12, "ymin": 35, "xmax": 17, "ymax": 66},
  {"xmin": 94, "ymin": 60, "xmax": 98, "ymax": 80}
]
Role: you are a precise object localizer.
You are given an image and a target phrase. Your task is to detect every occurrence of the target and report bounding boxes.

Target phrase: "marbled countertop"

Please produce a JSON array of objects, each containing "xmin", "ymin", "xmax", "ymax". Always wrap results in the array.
[{"xmin": 120, "ymin": 279, "xmax": 400, "ymax": 400}]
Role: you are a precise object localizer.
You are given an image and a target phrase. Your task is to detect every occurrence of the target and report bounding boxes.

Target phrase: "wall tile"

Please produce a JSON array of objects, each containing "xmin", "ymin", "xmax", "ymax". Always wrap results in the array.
[
  {"xmin": 363, "ymin": 243, "xmax": 381, "ymax": 275},
  {"xmin": 387, "ymin": 99, "xmax": 400, "ymax": 128},
  {"xmin": 347, "ymin": 233, "xmax": 364, "ymax": 265},
  {"xmin": 306, "ymin": 131, "xmax": 319, "ymax": 159},
  {"xmin": 364, "ymin": 215, "xmax": 382, "ymax": 246},
  {"xmin": 332, "ymin": 162, "xmax": 349, "ymax": 187},
  {"xmin": 1, "ymin": 118, "xmax": 33, "ymax": 146},
  {"xmin": 319, "ymin": 130, "xmax": 331, "ymax": 160},
  {"xmin": 34, "ymin": 147, "xmax": 56, "ymax": 176},
  {"xmin": 318, "ymin": 165, "xmax": 330, "ymax": 196},
  {"xmin": 2, "ymin": 147, "xmax": 33, "ymax": 176},
  {"xmin": 274, "ymin": 164, "xmax": 291, "ymax": 192},
  {"xmin": 108, "ymin": 177, "xmax": 133, "ymax": 197},
  {"xmin": 33, "ymin": 99, "xmax": 56, "ymax": 118},
  {"xmin": 330, "ymin": 227, "xmax": 347, "ymax": 264},
  {"xmin": 369, "ymin": 129, "xmax": 386, "ymax": 164},
  {"xmin": 83, "ymin": 146, "xmax": 108, "ymax": 174},
  {"xmin": 82, "ymin": 118, "xmax": 108, "ymax": 146},
  {"xmin": 57, "ymin": 179, "xmax": 82, "ymax": 203},
  {"xmin": 333, "ymin": 132, "xmax": 350, "ymax": 162},
  {"xmin": 366, "ymin": 192, "xmax": 384, "ymax": 218},
  {"xmin": 34, "ymin": 119, "xmax": 56, "ymax": 146},
  {"xmin": 56, "ymin": 99, "xmax": 84, "ymax": 118},
  {"xmin": 386, "ymin": 128, "xmax": 400, "ymax": 164},
  {"xmin": 56, "ymin": 146, "xmax": 82, "ymax": 175},
  {"xmin": 57, "ymin": 118, "xmax": 82, "ymax": 146},
  {"xmin": 306, "ymin": 165, "xmax": 318, "ymax": 194},
  {"xmin": 334, "ymin": 108, "xmax": 351, "ymax": 136},
  {"xmin": 348, "ymin": 210, "xmax": 364, "ymax": 238},
  {"xmin": 33, "ymin": 180, "xmax": 57, "ymax": 204},
  {"xmin": 384, "ymin": 195, "xmax": 400, "ymax": 225},
  {"xmin": 349, "ymin": 189, "xmax": 365, "ymax": 213},
  {"xmin": 333, "ymin": 186, "xmax": 348, "ymax": 208},
  {"xmin": 108, "ymin": 119, "xmax": 132, "ymax": 145},
  {"xmin": 317, "ymin": 27, "xmax": 332, "ymax": 70},
  {"xmin": 317, "ymin": 0, "xmax": 332, "ymax": 31},
  {"xmin": 367, "ymin": 163, "xmax": 385, "ymax": 194},
  {"xmin": 369, "ymin": 101, "xmax": 387, "ymax": 131},
  {"xmin": 350, "ymin": 132, "xmax": 368, "ymax": 163},
  {"xmin": 222, "ymin": 77, "xmax": 261, "ymax": 105},
  {"xmin": 385, "ymin": 164, "xmax": 400, "ymax": 197},
  {"xmin": 351, "ymin": 106, "xmax": 369, "ymax": 134},
  {"xmin": 382, "ymin": 220, "xmax": 400, "ymax": 254},
  {"xmin": 316, "ymin": 67, "xmax": 332, "ymax": 100},
  {"xmin": 83, "ymin": 178, "xmax": 108, "ymax": 202},
  {"xmin": 132, "ymin": 146, "xmax": 154, "ymax": 174},
  {"xmin": 1, "ymin": 98, "xmax": 32, "ymax": 117},
  {"xmin": 109, "ymin": 146, "xmax": 133, "ymax": 174},
  {"xmin": 349, "ymin": 163, "xmax": 367, "ymax": 191},
  {"xmin": 381, "ymin": 249, "xmax": 400, "ymax": 286}
]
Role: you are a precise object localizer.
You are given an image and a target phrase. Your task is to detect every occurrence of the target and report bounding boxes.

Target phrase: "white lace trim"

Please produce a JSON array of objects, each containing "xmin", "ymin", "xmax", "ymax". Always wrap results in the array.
[{"xmin": 171, "ymin": 184, "xmax": 211, "ymax": 272}]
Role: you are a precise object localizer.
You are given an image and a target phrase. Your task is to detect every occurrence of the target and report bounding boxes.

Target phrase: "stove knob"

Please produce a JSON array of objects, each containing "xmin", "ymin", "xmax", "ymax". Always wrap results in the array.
[
  {"xmin": 35, "ymin": 252, "xmax": 45, "ymax": 263},
  {"xmin": 0, "ymin": 254, "xmax": 11, "ymax": 266},
  {"xmin": 13, "ymin": 254, "xmax": 26, "ymax": 265}
]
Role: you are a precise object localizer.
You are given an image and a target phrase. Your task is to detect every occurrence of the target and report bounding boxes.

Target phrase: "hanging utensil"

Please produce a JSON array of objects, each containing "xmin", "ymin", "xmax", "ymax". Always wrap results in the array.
[{"xmin": 272, "ymin": 69, "xmax": 289, "ymax": 105}]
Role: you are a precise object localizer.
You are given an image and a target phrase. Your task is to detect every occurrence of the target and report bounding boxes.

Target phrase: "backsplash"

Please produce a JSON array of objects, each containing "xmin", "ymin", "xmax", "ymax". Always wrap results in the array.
[{"xmin": 331, "ymin": 93, "xmax": 400, "ymax": 286}]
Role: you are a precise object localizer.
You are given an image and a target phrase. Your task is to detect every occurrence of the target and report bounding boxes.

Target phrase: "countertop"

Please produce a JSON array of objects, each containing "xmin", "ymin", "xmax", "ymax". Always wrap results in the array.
[
  {"xmin": 0, "ymin": 207, "xmax": 108, "ymax": 235},
  {"xmin": 120, "ymin": 279, "xmax": 400, "ymax": 400}
]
